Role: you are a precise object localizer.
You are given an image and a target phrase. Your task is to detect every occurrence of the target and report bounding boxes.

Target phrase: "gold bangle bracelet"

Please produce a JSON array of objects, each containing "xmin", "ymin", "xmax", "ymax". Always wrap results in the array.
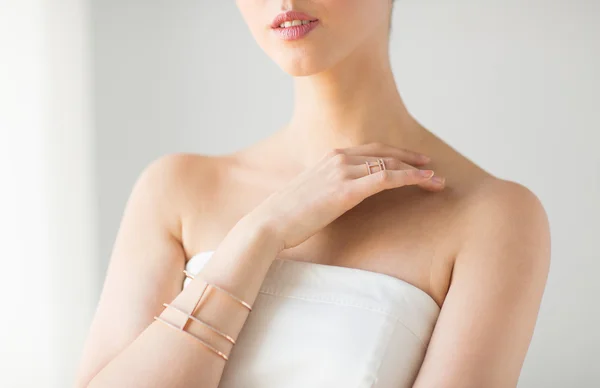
[
  {"xmin": 154, "ymin": 315, "xmax": 229, "ymax": 361},
  {"xmin": 183, "ymin": 270, "xmax": 253, "ymax": 311}
]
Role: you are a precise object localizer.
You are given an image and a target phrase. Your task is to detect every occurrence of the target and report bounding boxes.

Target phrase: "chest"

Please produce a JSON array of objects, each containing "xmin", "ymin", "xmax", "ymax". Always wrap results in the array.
[{"xmin": 183, "ymin": 183, "xmax": 460, "ymax": 308}]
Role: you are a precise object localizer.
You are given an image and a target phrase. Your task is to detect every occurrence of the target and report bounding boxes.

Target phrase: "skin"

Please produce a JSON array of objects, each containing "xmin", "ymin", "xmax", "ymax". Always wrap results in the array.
[{"xmin": 76, "ymin": 0, "xmax": 551, "ymax": 387}]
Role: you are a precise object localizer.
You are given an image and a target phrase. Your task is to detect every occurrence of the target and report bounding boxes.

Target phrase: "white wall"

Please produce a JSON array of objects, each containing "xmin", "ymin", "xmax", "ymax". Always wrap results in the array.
[
  {"xmin": 92, "ymin": 1, "xmax": 600, "ymax": 386},
  {"xmin": 0, "ymin": 1, "xmax": 96, "ymax": 387}
]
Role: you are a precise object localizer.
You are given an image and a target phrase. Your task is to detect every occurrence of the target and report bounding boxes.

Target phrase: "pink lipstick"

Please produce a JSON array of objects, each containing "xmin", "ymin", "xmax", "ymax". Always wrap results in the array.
[{"xmin": 271, "ymin": 11, "xmax": 319, "ymax": 41}]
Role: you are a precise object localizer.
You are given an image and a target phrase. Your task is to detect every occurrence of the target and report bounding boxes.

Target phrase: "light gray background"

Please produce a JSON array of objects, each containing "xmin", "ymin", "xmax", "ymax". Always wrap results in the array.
[{"xmin": 92, "ymin": 1, "xmax": 600, "ymax": 386}]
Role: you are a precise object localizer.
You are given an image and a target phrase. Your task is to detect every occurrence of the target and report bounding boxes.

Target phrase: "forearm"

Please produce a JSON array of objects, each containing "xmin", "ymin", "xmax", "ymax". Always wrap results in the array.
[{"xmin": 85, "ymin": 214, "xmax": 282, "ymax": 388}]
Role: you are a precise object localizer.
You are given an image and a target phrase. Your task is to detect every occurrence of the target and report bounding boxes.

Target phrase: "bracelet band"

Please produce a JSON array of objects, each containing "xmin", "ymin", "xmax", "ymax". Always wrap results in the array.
[
  {"xmin": 183, "ymin": 270, "xmax": 253, "ymax": 311},
  {"xmin": 162, "ymin": 303, "xmax": 236, "ymax": 344},
  {"xmin": 156, "ymin": 269, "xmax": 253, "ymax": 360},
  {"xmin": 153, "ymin": 315, "xmax": 229, "ymax": 361}
]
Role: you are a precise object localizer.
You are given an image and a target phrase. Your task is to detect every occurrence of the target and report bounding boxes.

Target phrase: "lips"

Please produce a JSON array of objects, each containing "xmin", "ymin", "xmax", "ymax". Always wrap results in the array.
[
  {"xmin": 270, "ymin": 10, "xmax": 319, "ymax": 41},
  {"xmin": 270, "ymin": 10, "xmax": 318, "ymax": 29}
]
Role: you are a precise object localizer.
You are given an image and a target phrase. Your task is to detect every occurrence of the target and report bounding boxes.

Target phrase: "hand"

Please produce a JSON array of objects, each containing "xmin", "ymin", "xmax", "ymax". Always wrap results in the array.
[{"xmin": 249, "ymin": 142, "xmax": 446, "ymax": 250}]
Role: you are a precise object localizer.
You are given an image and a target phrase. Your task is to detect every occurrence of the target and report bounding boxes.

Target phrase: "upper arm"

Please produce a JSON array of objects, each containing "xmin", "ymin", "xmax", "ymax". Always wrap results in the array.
[
  {"xmin": 413, "ymin": 180, "xmax": 551, "ymax": 387},
  {"xmin": 76, "ymin": 154, "xmax": 196, "ymax": 386}
]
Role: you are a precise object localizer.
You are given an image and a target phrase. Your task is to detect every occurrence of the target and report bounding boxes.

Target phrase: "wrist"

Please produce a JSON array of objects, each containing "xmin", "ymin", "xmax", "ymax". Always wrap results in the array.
[{"xmin": 237, "ymin": 211, "xmax": 285, "ymax": 255}]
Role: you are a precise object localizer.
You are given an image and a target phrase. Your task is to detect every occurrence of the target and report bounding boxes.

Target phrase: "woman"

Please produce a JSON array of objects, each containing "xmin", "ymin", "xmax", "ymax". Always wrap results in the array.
[{"xmin": 76, "ymin": 1, "xmax": 551, "ymax": 387}]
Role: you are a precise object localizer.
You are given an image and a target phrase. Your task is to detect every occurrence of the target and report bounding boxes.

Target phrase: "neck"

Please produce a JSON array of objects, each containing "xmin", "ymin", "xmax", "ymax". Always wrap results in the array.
[{"xmin": 281, "ymin": 43, "xmax": 424, "ymax": 167}]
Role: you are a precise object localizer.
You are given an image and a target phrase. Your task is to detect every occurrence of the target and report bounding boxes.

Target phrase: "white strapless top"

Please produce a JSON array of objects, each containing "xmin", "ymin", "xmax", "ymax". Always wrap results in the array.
[{"xmin": 184, "ymin": 251, "xmax": 441, "ymax": 388}]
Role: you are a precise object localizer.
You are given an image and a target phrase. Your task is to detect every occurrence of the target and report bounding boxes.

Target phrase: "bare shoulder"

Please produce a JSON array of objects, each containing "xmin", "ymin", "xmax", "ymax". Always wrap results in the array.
[
  {"xmin": 134, "ymin": 152, "xmax": 240, "ymax": 250},
  {"xmin": 423, "ymin": 129, "xmax": 550, "ymax": 259},
  {"xmin": 138, "ymin": 152, "xmax": 218, "ymax": 190},
  {"xmin": 423, "ymin": 143, "xmax": 552, "ymax": 302},
  {"xmin": 462, "ymin": 177, "xmax": 550, "ymax": 245},
  {"xmin": 451, "ymin": 175, "xmax": 552, "ymax": 291},
  {"xmin": 134, "ymin": 152, "xmax": 223, "ymax": 210}
]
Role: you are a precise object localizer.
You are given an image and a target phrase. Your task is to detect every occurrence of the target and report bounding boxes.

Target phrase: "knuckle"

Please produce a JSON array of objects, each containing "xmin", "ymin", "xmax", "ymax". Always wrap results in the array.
[
  {"xmin": 376, "ymin": 170, "xmax": 393, "ymax": 185},
  {"xmin": 326, "ymin": 148, "xmax": 344, "ymax": 158},
  {"xmin": 332, "ymin": 152, "xmax": 348, "ymax": 166},
  {"xmin": 384, "ymin": 157, "xmax": 398, "ymax": 169},
  {"xmin": 331, "ymin": 165, "xmax": 349, "ymax": 181}
]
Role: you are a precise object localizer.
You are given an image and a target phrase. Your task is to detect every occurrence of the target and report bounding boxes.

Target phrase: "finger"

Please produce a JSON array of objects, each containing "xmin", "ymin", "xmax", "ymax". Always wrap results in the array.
[
  {"xmin": 338, "ymin": 142, "xmax": 431, "ymax": 166},
  {"xmin": 349, "ymin": 168, "xmax": 437, "ymax": 198},
  {"xmin": 342, "ymin": 156, "xmax": 445, "ymax": 191},
  {"xmin": 342, "ymin": 155, "xmax": 412, "ymax": 175},
  {"xmin": 421, "ymin": 174, "xmax": 445, "ymax": 191}
]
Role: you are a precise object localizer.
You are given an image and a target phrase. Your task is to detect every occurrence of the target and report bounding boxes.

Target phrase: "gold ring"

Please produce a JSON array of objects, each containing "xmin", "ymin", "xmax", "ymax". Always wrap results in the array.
[{"xmin": 365, "ymin": 159, "xmax": 386, "ymax": 175}]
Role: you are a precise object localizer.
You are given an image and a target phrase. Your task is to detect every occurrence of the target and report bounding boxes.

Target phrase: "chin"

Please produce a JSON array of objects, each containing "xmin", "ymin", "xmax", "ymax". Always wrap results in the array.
[
  {"xmin": 277, "ymin": 59, "xmax": 328, "ymax": 77},
  {"xmin": 270, "ymin": 48, "xmax": 340, "ymax": 77}
]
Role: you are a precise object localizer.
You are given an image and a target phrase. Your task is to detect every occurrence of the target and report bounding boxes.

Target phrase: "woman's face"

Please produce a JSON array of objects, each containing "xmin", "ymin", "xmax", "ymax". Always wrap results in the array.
[{"xmin": 236, "ymin": 0, "xmax": 393, "ymax": 76}]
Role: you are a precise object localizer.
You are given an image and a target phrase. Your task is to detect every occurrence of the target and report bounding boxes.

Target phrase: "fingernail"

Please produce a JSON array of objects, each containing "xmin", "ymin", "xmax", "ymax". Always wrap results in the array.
[
  {"xmin": 419, "ymin": 154, "xmax": 431, "ymax": 162},
  {"xmin": 419, "ymin": 170, "xmax": 435, "ymax": 178},
  {"xmin": 431, "ymin": 176, "xmax": 445, "ymax": 185}
]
